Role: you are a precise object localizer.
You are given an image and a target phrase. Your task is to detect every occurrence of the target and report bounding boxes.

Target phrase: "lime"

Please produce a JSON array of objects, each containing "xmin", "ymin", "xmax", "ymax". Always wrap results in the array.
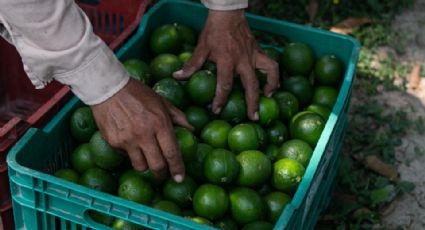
[
  {"xmin": 184, "ymin": 106, "xmax": 210, "ymax": 134},
  {"xmin": 259, "ymin": 96, "xmax": 280, "ymax": 126},
  {"xmin": 272, "ymin": 158, "xmax": 305, "ymax": 192},
  {"xmin": 162, "ymin": 176, "xmax": 197, "ymax": 208},
  {"xmin": 235, "ymin": 150, "xmax": 271, "ymax": 187},
  {"xmin": 250, "ymin": 123, "xmax": 268, "ymax": 149},
  {"xmin": 277, "ymin": 139, "xmax": 313, "ymax": 168},
  {"xmin": 312, "ymin": 86, "xmax": 338, "ymax": 109},
  {"xmin": 193, "ymin": 184, "xmax": 229, "ymax": 220},
  {"xmin": 89, "ymin": 131, "xmax": 124, "ymax": 170},
  {"xmin": 242, "ymin": 221, "xmax": 274, "ymax": 230},
  {"xmin": 266, "ymin": 120, "xmax": 288, "ymax": 146},
  {"xmin": 290, "ymin": 111, "xmax": 325, "ymax": 146},
  {"xmin": 282, "ymin": 76, "xmax": 313, "ymax": 107},
  {"xmin": 183, "ymin": 209, "xmax": 196, "ymax": 217},
  {"xmin": 178, "ymin": 51, "xmax": 192, "ymax": 64},
  {"xmin": 54, "ymin": 168, "xmax": 79, "ymax": 183},
  {"xmin": 139, "ymin": 169, "xmax": 165, "ymax": 187},
  {"xmin": 204, "ymin": 148, "xmax": 239, "ymax": 185},
  {"xmin": 90, "ymin": 211, "xmax": 114, "ymax": 226},
  {"xmin": 187, "ymin": 216, "xmax": 213, "ymax": 226},
  {"xmin": 153, "ymin": 78, "xmax": 185, "ymax": 109},
  {"xmin": 150, "ymin": 24, "xmax": 181, "ymax": 55},
  {"xmin": 152, "ymin": 200, "xmax": 182, "ymax": 216},
  {"xmin": 315, "ymin": 55, "xmax": 343, "ymax": 86},
  {"xmin": 215, "ymin": 218, "xmax": 238, "ymax": 230},
  {"xmin": 186, "ymin": 70, "xmax": 217, "ymax": 105},
  {"xmin": 229, "ymin": 187, "xmax": 265, "ymax": 225},
  {"xmin": 174, "ymin": 23, "xmax": 196, "ymax": 45},
  {"xmin": 71, "ymin": 143, "xmax": 96, "ymax": 173},
  {"xmin": 150, "ymin": 53, "xmax": 182, "ymax": 81},
  {"xmin": 174, "ymin": 127, "xmax": 198, "ymax": 161},
  {"xmin": 273, "ymin": 91, "xmax": 299, "ymax": 122},
  {"xmin": 264, "ymin": 144, "xmax": 279, "ymax": 162},
  {"xmin": 228, "ymin": 123, "xmax": 259, "ymax": 153},
  {"xmin": 118, "ymin": 169, "xmax": 142, "ymax": 185},
  {"xmin": 186, "ymin": 143, "xmax": 213, "ymax": 182},
  {"xmin": 219, "ymin": 90, "xmax": 247, "ymax": 124},
  {"xmin": 282, "ymin": 42, "xmax": 315, "ymax": 76},
  {"xmin": 123, "ymin": 59, "xmax": 152, "ymax": 85},
  {"xmin": 263, "ymin": 47, "xmax": 281, "ymax": 63},
  {"xmin": 112, "ymin": 218, "xmax": 148, "ymax": 230},
  {"xmin": 202, "ymin": 61, "xmax": 217, "ymax": 74},
  {"xmin": 118, "ymin": 176, "xmax": 154, "ymax": 205},
  {"xmin": 306, "ymin": 104, "xmax": 331, "ymax": 120},
  {"xmin": 263, "ymin": 191, "xmax": 291, "ymax": 223},
  {"xmin": 70, "ymin": 107, "xmax": 97, "ymax": 143},
  {"xmin": 79, "ymin": 168, "xmax": 117, "ymax": 194},
  {"xmin": 201, "ymin": 120, "xmax": 232, "ymax": 148}
]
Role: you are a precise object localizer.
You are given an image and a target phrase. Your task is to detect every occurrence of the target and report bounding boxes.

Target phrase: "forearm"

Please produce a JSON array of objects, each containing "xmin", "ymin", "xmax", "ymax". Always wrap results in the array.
[
  {"xmin": 201, "ymin": 0, "xmax": 248, "ymax": 10},
  {"xmin": 0, "ymin": 0, "xmax": 129, "ymax": 105}
]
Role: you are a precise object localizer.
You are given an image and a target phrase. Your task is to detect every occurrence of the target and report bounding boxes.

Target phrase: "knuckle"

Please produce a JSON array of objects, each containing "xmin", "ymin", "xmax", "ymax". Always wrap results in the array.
[
  {"xmin": 269, "ymin": 60, "xmax": 279, "ymax": 71},
  {"xmin": 150, "ymin": 160, "xmax": 166, "ymax": 172}
]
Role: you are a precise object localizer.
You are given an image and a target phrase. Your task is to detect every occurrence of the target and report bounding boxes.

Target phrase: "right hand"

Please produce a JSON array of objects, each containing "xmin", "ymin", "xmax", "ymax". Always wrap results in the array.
[{"xmin": 90, "ymin": 79, "xmax": 193, "ymax": 182}]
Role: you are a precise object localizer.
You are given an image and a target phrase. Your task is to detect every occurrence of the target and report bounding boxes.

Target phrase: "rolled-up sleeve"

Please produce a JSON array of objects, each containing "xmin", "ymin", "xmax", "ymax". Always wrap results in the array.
[
  {"xmin": 201, "ymin": 0, "xmax": 248, "ymax": 10},
  {"xmin": 0, "ymin": 0, "xmax": 129, "ymax": 105}
]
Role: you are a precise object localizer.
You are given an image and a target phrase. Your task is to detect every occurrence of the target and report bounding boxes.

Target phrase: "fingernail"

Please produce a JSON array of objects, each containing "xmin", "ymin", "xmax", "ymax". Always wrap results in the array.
[
  {"xmin": 173, "ymin": 70, "xmax": 184, "ymax": 78},
  {"xmin": 214, "ymin": 107, "xmax": 222, "ymax": 114},
  {"xmin": 174, "ymin": 174, "xmax": 184, "ymax": 183},
  {"xmin": 254, "ymin": 112, "xmax": 259, "ymax": 120}
]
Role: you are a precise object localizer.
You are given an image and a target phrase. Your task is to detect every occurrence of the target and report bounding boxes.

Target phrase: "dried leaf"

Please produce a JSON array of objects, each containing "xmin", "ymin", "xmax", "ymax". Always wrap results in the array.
[
  {"xmin": 330, "ymin": 17, "xmax": 372, "ymax": 34},
  {"xmin": 306, "ymin": 0, "xmax": 318, "ymax": 23},
  {"xmin": 364, "ymin": 155, "xmax": 399, "ymax": 181},
  {"xmin": 409, "ymin": 64, "xmax": 421, "ymax": 89}
]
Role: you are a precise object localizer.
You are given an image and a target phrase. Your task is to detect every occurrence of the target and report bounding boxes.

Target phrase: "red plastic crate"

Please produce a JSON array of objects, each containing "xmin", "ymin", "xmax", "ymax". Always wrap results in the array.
[
  {"xmin": 0, "ymin": 164, "xmax": 9, "ymax": 207},
  {"xmin": 0, "ymin": 201, "xmax": 13, "ymax": 230},
  {"xmin": 77, "ymin": 0, "xmax": 151, "ymax": 51}
]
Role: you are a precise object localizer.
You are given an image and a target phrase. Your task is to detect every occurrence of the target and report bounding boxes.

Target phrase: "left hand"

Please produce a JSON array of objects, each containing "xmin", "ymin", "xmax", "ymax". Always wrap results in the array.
[{"xmin": 173, "ymin": 9, "xmax": 279, "ymax": 121}]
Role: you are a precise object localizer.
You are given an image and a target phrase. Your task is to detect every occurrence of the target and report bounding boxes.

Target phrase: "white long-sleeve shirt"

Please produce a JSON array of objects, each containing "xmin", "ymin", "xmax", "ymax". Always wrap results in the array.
[{"xmin": 0, "ymin": 0, "xmax": 247, "ymax": 105}]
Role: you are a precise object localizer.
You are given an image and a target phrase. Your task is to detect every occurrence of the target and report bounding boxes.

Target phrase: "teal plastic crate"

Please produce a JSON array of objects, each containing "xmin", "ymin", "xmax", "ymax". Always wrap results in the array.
[{"xmin": 7, "ymin": 1, "xmax": 360, "ymax": 229}]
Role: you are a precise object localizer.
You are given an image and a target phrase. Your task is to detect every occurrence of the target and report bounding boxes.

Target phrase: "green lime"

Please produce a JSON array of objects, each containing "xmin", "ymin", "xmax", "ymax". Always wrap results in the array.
[
  {"xmin": 290, "ymin": 111, "xmax": 325, "ymax": 146},
  {"xmin": 153, "ymin": 78, "xmax": 186, "ymax": 109},
  {"xmin": 204, "ymin": 148, "xmax": 239, "ymax": 185},
  {"xmin": 229, "ymin": 187, "xmax": 265, "ymax": 225},
  {"xmin": 315, "ymin": 55, "xmax": 343, "ymax": 86},
  {"xmin": 250, "ymin": 123, "xmax": 268, "ymax": 149},
  {"xmin": 273, "ymin": 91, "xmax": 299, "ymax": 122},
  {"xmin": 236, "ymin": 150, "xmax": 271, "ymax": 187},
  {"xmin": 282, "ymin": 42, "xmax": 315, "ymax": 76},
  {"xmin": 266, "ymin": 120, "xmax": 288, "ymax": 146},
  {"xmin": 139, "ymin": 169, "xmax": 165, "ymax": 187},
  {"xmin": 215, "ymin": 218, "xmax": 238, "ymax": 230},
  {"xmin": 174, "ymin": 127, "xmax": 198, "ymax": 161},
  {"xmin": 272, "ymin": 158, "xmax": 305, "ymax": 192},
  {"xmin": 201, "ymin": 120, "xmax": 232, "ymax": 148},
  {"xmin": 202, "ymin": 61, "xmax": 217, "ymax": 74},
  {"xmin": 282, "ymin": 76, "xmax": 313, "ymax": 107},
  {"xmin": 312, "ymin": 86, "xmax": 338, "ymax": 109},
  {"xmin": 186, "ymin": 143, "xmax": 213, "ymax": 182},
  {"xmin": 54, "ymin": 168, "xmax": 79, "ymax": 183},
  {"xmin": 277, "ymin": 139, "xmax": 313, "ymax": 168},
  {"xmin": 306, "ymin": 104, "xmax": 331, "ymax": 120},
  {"xmin": 150, "ymin": 24, "xmax": 181, "ymax": 55},
  {"xmin": 220, "ymin": 90, "xmax": 247, "ymax": 124},
  {"xmin": 71, "ymin": 143, "xmax": 96, "ymax": 173},
  {"xmin": 264, "ymin": 144, "xmax": 279, "ymax": 162},
  {"xmin": 89, "ymin": 131, "xmax": 124, "ymax": 170},
  {"xmin": 152, "ymin": 200, "xmax": 182, "ymax": 216},
  {"xmin": 123, "ymin": 59, "xmax": 152, "ymax": 85},
  {"xmin": 259, "ymin": 96, "xmax": 280, "ymax": 126},
  {"xmin": 174, "ymin": 23, "xmax": 196, "ymax": 45},
  {"xmin": 118, "ymin": 176, "xmax": 154, "ymax": 205},
  {"xmin": 79, "ymin": 168, "xmax": 117, "ymax": 194},
  {"xmin": 184, "ymin": 106, "xmax": 210, "ymax": 134},
  {"xmin": 90, "ymin": 211, "xmax": 114, "ymax": 226},
  {"xmin": 150, "ymin": 53, "xmax": 182, "ymax": 81},
  {"xmin": 228, "ymin": 123, "xmax": 259, "ymax": 153},
  {"xmin": 242, "ymin": 221, "xmax": 274, "ymax": 230},
  {"xmin": 178, "ymin": 51, "xmax": 192, "ymax": 63},
  {"xmin": 162, "ymin": 176, "xmax": 197, "ymax": 208},
  {"xmin": 263, "ymin": 47, "xmax": 281, "ymax": 63},
  {"xmin": 118, "ymin": 170, "xmax": 142, "ymax": 186},
  {"xmin": 263, "ymin": 191, "xmax": 291, "ymax": 224},
  {"xmin": 187, "ymin": 216, "xmax": 213, "ymax": 226},
  {"xmin": 193, "ymin": 184, "xmax": 229, "ymax": 220},
  {"xmin": 112, "ymin": 218, "xmax": 148, "ymax": 230},
  {"xmin": 186, "ymin": 70, "xmax": 217, "ymax": 105},
  {"xmin": 70, "ymin": 107, "xmax": 97, "ymax": 143}
]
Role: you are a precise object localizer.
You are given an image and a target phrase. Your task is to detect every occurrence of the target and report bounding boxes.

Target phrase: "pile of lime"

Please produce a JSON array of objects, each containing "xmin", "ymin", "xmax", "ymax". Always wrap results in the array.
[{"xmin": 56, "ymin": 22, "xmax": 344, "ymax": 230}]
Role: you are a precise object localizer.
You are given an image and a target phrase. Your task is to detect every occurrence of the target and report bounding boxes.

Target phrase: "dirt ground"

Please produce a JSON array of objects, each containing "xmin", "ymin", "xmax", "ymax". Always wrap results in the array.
[{"xmin": 369, "ymin": 0, "xmax": 425, "ymax": 229}]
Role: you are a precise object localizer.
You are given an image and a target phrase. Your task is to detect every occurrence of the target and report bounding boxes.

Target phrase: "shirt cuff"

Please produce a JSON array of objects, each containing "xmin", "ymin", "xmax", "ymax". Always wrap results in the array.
[
  {"xmin": 201, "ymin": 0, "xmax": 248, "ymax": 11},
  {"xmin": 54, "ymin": 43, "xmax": 130, "ymax": 105}
]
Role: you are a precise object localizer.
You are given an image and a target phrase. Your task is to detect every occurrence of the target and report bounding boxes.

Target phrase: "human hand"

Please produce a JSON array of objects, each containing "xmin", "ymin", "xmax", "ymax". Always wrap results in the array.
[
  {"xmin": 173, "ymin": 9, "xmax": 279, "ymax": 121},
  {"xmin": 91, "ymin": 79, "xmax": 193, "ymax": 182}
]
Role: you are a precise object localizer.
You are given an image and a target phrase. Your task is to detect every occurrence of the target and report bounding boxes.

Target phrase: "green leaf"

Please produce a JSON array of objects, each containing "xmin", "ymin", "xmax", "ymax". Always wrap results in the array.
[
  {"xmin": 397, "ymin": 181, "xmax": 415, "ymax": 193},
  {"xmin": 370, "ymin": 185, "xmax": 396, "ymax": 206}
]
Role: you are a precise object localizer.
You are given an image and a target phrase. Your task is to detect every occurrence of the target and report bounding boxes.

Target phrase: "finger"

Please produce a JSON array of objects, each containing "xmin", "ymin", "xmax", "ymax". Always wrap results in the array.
[
  {"xmin": 238, "ymin": 62, "xmax": 260, "ymax": 121},
  {"xmin": 173, "ymin": 44, "xmax": 209, "ymax": 80},
  {"xmin": 156, "ymin": 124, "xmax": 185, "ymax": 183},
  {"xmin": 256, "ymin": 52, "xmax": 279, "ymax": 97},
  {"xmin": 163, "ymin": 99, "xmax": 194, "ymax": 131},
  {"xmin": 212, "ymin": 61, "xmax": 234, "ymax": 114},
  {"xmin": 140, "ymin": 136, "xmax": 168, "ymax": 179},
  {"xmin": 126, "ymin": 147, "xmax": 148, "ymax": 172}
]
